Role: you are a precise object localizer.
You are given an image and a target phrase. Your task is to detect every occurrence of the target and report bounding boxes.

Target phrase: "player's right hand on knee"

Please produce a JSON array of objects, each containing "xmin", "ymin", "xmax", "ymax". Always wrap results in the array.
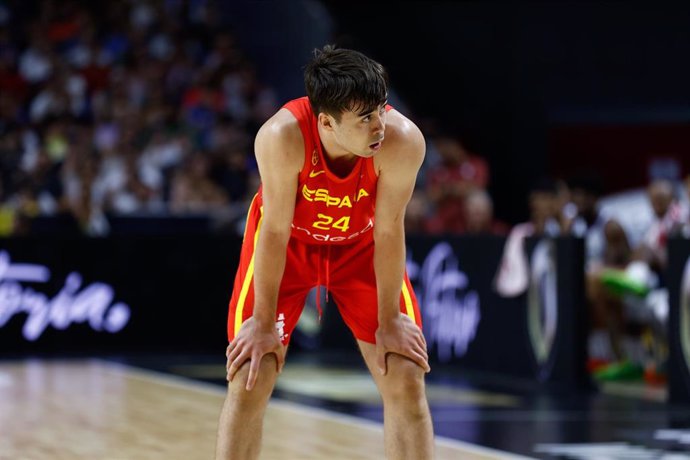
[
  {"xmin": 225, "ymin": 317, "xmax": 285, "ymax": 391},
  {"xmin": 375, "ymin": 313, "xmax": 430, "ymax": 375}
]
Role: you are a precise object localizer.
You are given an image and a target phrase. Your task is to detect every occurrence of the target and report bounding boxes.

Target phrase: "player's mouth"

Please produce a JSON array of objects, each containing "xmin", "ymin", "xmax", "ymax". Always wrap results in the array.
[{"xmin": 369, "ymin": 139, "xmax": 384, "ymax": 151}]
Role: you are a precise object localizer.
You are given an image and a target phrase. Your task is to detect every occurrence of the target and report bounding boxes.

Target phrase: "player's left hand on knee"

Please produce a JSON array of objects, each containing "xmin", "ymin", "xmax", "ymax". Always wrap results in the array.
[
  {"xmin": 225, "ymin": 317, "xmax": 285, "ymax": 390},
  {"xmin": 375, "ymin": 313, "xmax": 430, "ymax": 375}
]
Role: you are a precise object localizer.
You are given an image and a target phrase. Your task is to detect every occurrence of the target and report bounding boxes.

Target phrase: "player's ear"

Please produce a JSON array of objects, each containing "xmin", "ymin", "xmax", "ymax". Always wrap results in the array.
[{"xmin": 318, "ymin": 112, "xmax": 335, "ymax": 131}]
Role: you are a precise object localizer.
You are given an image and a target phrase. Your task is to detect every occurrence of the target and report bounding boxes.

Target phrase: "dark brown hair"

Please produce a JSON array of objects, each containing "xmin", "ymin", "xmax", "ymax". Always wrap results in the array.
[{"xmin": 304, "ymin": 45, "xmax": 388, "ymax": 122}]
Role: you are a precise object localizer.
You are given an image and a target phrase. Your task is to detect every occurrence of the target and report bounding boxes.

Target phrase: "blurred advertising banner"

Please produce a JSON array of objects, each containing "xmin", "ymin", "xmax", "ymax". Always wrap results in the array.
[
  {"xmin": 412, "ymin": 236, "xmax": 587, "ymax": 386},
  {"xmin": 0, "ymin": 235, "xmax": 587, "ymax": 388},
  {"xmin": 0, "ymin": 237, "xmax": 240, "ymax": 355}
]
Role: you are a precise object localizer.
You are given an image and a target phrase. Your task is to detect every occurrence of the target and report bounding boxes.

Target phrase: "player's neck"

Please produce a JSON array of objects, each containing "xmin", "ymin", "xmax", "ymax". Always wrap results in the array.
[
  {"xmin": 317, "ymin": 128, "xmax": 358, "ymax": 178},
  {"xmin": 317, "ymin": 125, "xmax": 357, "ymax": 163}
]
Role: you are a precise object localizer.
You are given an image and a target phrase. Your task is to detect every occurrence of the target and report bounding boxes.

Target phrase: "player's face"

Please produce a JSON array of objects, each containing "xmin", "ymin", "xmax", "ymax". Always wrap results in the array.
[{"xmin": 331, "ymin": 104, "xmax": 387, "ymax": 157}]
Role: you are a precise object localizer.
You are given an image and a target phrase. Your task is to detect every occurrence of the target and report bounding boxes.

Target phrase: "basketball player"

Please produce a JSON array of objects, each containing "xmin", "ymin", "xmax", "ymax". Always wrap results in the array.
[{"xmin": 216, "ymin": 45, "xmax": 433, "ymax": 460}]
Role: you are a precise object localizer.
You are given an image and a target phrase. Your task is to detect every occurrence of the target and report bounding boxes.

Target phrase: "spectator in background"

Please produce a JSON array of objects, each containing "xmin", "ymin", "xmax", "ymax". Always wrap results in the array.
[
  {"xmin": 30, "ymin": 61, "xmax": 88, "ymax": 122},
  {"xmin": 633, "ymin": 179, "xmax": 686, "ymax": 272},
  {"xmin": 169, "ymin": 151, "xmax": 228, "ymax": 214},
  {"xmin": 102, "ymin": 147, "xmax": 164, "ymax": 214},
  {"xmin": 425, "ymin": 134, "xmax": 489, "ymax": 233},
  {"xmin": 182, "ymin": 75, "xmax": 224, "ymax": 148},
  {"xmin": 598, "ymin": 179, "xmax": 684, "ymax": 299},
  {"xmin": 461, "ymin": 189, "xmax": 509, "ymax": 236},
  {"xmin": 527, "ymin": 177, "xmax": 562, "ymax": 237},
  {"xmin": 138, "ymin": 128, "xmax": 191, "ymax": 200},
  {"xmin": 558, "ymin": 173, "xmax": 616, "ymax": 279},
  {"xmin": 20, "ymin": 148, "xmax": 64, "ymax": 215},
  {"xmin": 585, "ymin": 218, "xmax": 633, "ymax": 375},
  {"xmin": 18, "ymin": 30, "xmax": 54, "ymax": 85},
  {"xmin": 589, "ymin": 178, "xmax": 688, "ymax": 383},
  {"xmin": 0, "ymin": 0, "xmax": 285, "ymax": 236},
  {"xmin": 404, "ymin": 190, "xmax": 433, "ymax": 234},
  {"xmin": 561, "ymin": 173, "xmax": 604, "ymax": 239},
  {"xmin": 494, "ymin": 178, "xmax": 561, "ymax": 298},
  {"xmin": 62, "ymin": 150, "xmax": 110, "ymax": 236},
  {"xmin": 211, "ymin": 145, "xmax": 257, "ymax": 205}
]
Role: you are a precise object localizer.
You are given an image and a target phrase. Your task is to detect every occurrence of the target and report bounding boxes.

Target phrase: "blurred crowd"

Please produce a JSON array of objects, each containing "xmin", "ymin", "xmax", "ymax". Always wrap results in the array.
[
  {"xmin": 0, "ymin": 0, "xmax": 272, "ymax": 236},
  {"xmin": 406, "ymin": 131, "xmax": 510, "ymax": 237}
]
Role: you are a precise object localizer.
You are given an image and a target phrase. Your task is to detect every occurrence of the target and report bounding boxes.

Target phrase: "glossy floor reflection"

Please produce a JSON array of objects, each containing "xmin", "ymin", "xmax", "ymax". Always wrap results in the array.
[
  {"xmin": 0, "ymin": 359, "xmax": 503, "ymax": 460},
  {"xmin": 116, "ymin": 351, "xmax": 690, "ymax": 460}
]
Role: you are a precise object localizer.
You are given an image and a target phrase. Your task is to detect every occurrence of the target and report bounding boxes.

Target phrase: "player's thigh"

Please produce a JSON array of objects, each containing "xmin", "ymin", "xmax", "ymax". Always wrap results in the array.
[
  {"xmin": 328, "ymin": 241, "xmax": 421, "ymax": 342},
  {"xmin": 228, "ymin": 239, "xmax": 317, "ymax": 344}
]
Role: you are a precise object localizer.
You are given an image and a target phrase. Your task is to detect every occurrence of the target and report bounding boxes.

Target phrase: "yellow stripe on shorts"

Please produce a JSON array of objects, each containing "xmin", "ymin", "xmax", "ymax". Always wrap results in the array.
[
  {"xmin": 401, "ymin": 279, "xmax": 415, "ymax": 323},
  {"xmin": 234, "ymin": 204, "xmax": 264, "ymax": 335}
]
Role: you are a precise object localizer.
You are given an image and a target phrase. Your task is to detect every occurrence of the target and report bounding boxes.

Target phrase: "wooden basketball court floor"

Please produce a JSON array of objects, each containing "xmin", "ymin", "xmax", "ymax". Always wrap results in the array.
[{"xmin": 0, "ymin": 359, "xmax": 532, "ymax": 460}]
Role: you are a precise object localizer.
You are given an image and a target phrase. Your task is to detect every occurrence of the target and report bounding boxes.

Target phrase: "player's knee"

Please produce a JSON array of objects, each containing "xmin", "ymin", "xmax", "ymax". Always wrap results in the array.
[
  {"xmin": 380, "ymin": 354, "xmax": 426, "ymax": 403},
  {"xmin": 227, "ymin": 354, "xmax": 278, "ymax": 402}
]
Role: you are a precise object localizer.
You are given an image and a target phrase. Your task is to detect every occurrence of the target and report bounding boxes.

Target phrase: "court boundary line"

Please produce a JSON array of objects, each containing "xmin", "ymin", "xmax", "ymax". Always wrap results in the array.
[{"xmin": 97, "ymin": 358, "xmax": 535, "ymax": 460}]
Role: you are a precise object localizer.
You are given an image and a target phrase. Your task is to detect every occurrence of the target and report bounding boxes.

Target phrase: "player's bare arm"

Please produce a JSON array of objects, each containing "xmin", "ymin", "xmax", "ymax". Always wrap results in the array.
[
  {"xmin": 372, "ymin": 110, "xmax": 430, "ymax": 375},
  {"xmin": 226, "ymin": 109, "xmax": 303, "ymax": 390}
]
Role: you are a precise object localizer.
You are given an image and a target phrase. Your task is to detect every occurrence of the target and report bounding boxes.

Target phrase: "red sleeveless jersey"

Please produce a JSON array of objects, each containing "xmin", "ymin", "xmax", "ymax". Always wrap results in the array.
[{"xmin": 268, "ymin": 96, "xmax": 380, "ymax": 245}]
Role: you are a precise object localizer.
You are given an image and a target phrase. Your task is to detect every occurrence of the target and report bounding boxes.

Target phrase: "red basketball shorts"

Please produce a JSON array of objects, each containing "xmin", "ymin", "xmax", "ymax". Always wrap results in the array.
[{"xmin": 227, "ymin": 197, "xmax": 421, "ymax": 345}]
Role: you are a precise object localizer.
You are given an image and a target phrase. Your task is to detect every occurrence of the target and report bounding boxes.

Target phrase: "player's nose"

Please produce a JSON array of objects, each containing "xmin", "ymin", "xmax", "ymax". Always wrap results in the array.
[{"xmin": 371, "ymin": 115, "xmax": 385, "ymax": 135}]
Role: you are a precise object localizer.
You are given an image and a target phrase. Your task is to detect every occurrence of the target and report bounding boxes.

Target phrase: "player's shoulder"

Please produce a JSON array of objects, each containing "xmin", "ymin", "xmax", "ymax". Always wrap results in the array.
[
  {"xmin": 257, "ymin": 108, "xmax": 303, "ymax": 145},
  {"xmin": 380, "ymin": 109, "xmax": 425, "ymax": 165},
  {"xmin": 386, "ymin": 110, "xmax": 424, "ymax": 150},
  {"xmin": 255, "ymin": 108, "xmax": 304, "ymax": 166}
]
